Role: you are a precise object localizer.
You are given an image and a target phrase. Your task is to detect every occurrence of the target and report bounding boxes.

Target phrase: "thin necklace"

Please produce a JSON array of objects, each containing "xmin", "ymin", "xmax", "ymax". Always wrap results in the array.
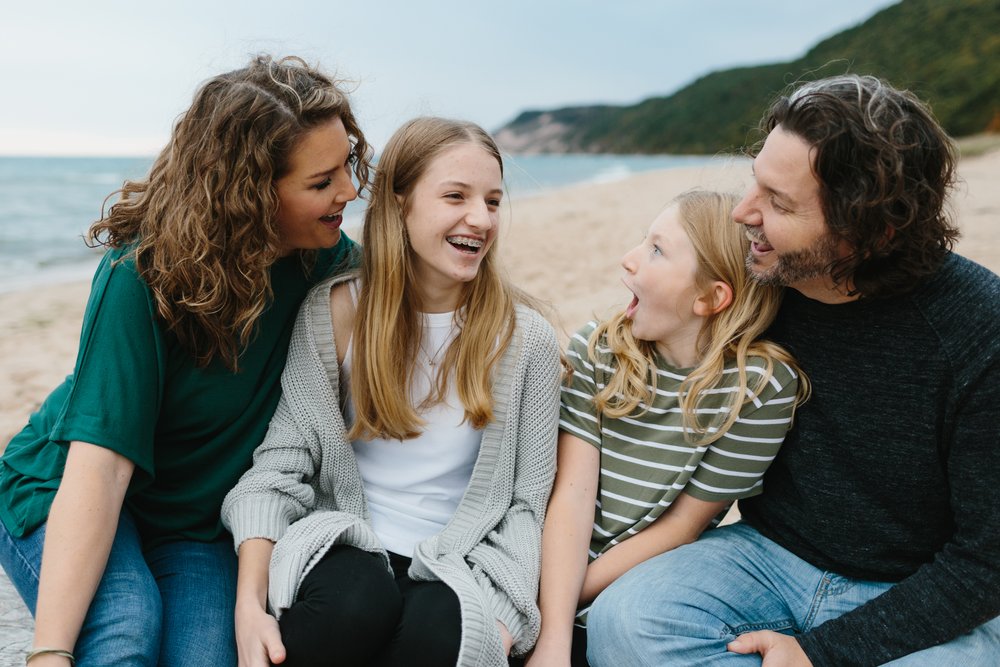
[{"xmin": 423, "ymin": 333, "xmax": 451, "ymax": 366}]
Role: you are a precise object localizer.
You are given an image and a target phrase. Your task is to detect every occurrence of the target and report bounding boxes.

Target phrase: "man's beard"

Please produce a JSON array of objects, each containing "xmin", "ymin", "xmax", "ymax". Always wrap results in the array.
[{"xmin": 745, "ymin": 231, "xmax": 842, "ymax": 287}]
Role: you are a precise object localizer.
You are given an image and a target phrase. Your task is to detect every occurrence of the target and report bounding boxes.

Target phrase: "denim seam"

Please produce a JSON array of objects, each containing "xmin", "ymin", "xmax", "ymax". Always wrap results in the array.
[
  {"xmin": 727, "ymin": 618, "xmax": 797, "ymax": 637},
  {"xmin": 2, "ymin": 529, "xmax": 42, "ymax": 584},
  {"xmin": 803, "ymin": 572, "xmax": 832, "ymax": 631}
]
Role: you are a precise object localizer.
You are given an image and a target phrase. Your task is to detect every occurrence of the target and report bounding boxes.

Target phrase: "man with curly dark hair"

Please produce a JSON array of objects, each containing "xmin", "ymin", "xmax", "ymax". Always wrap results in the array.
[{"xmin": 586, "ymin": 75, "xmax": 1000, "ymax": 666}]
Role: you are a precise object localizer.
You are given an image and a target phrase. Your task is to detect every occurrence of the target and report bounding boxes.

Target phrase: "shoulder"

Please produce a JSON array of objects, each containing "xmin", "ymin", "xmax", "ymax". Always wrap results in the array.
[
  {"xmin": 565, "ymin": 320, "xmax": 601, "ymax": 353},
  {"xmin": 514, "ymin": 304, "xmax": 560, "ymax": 351},
  {"xmin": 918, "ymin": 253, "xmax": 1000, "ymax": 312},
  {"xmin": 304, "ymin": 272, "xmax": 359, "ymax": 315},
  {"xmin": 736, "ymin": 354, "xmax": 799, "ymax": 399},
  {"xmin": 85, "ymin": 246, "xmax": 153, "ymax": 314},
  {"xmin": 912, "ymin": 254, "xmax": 1000, "ymax": 364}
]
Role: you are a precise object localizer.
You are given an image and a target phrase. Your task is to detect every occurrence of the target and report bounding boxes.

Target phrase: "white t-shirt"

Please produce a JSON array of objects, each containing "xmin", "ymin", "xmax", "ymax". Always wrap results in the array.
[{"xmin": 342, "ymin": 304, "xmax": 482, "ymax": 557}]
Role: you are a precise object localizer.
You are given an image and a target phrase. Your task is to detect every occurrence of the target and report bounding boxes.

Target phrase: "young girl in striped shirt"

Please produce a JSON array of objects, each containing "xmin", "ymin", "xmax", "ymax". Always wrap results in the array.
[{"xmin": 526, "ymin": 190, "xmax": 809, "ymax": 666}]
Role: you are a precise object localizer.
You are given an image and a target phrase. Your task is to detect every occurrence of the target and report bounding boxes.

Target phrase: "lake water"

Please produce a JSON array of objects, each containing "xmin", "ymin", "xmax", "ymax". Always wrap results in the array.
[{"xmin": 0, "ymin": 153, "xmax": 718, "ymax": 292}]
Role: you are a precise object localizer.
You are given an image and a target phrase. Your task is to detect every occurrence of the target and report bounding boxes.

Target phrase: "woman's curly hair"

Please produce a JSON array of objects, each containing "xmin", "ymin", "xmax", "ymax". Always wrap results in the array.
[
  {"xmin": 759, "ymin": 74, "xmax": 959, "ymax": 299},
  {"xmin": 89, "ymin": 55, "xmax": 372, "ymax": 370}
]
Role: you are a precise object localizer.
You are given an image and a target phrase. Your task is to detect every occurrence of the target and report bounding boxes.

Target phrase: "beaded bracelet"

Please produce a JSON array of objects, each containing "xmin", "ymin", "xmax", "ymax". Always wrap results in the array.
[{"xmin": 25, "ymin": 648, "xmax": 76, "ymax": 665}]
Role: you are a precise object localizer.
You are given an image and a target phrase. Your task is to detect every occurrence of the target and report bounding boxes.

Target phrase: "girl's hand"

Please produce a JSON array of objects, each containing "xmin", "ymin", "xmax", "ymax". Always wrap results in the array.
[
  {"xmin": 497, "ymin": 621, "xmax": 514, "ymax": 656},
  {"xmin": 235, "ymin": 601, "xmax": 286, "ymax": 667},
  {"xmin": 523, "ymin": 635, "xmax": 572, "ymax": 667}
]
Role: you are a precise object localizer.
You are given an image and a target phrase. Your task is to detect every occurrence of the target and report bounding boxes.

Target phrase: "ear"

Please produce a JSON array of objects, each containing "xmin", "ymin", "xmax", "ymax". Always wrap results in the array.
[{"xmin": 693, "ymin": 281, "xmax": 733, "ymax": 317}]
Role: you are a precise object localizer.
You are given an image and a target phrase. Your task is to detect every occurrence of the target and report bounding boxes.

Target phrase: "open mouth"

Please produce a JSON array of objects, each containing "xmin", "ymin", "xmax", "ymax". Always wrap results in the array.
[
  {"xmin": 751, "ymin": 240, "xmax": 774, "ymax": 255},
  {"xmin": 625, "ymin": 293, "xmax": 639, "ymax": 319},
  {"xmin": 447, "ymin": 235, "xmax": 484, "ymax": 254},
  {"xmin": 319, "ymin": 213, "xmax": 343, "ymax": 227}
]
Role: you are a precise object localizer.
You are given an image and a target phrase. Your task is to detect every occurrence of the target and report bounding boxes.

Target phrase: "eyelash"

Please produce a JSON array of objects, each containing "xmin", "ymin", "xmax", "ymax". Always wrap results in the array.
[
  {"xmin": 770, "ymin": 196, "xmax": 789, "ymax": 214},
  {"xmin": 312, "ymin": 178, "xmax": 332, "ymax": 191},
  {"xmin": 445, "ymin": 193, "xmax": 502, "ymax": 208}
]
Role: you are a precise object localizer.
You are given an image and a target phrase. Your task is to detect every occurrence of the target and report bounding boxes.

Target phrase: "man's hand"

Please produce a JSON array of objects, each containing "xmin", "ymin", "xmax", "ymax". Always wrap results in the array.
[{"xmin": 728, "ymin": 630, "xmax": 813, "ymax": 666}]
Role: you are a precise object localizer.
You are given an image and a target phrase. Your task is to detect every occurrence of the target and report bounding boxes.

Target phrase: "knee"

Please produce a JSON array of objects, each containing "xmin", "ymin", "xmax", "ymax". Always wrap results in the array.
[
  {"xmin": 586, "ymin": 566, "xmax": 723, "ymax": 667},
  {"xmin": 77, "ymin": 580, "xmax": 162, "ymax": 665},
  {"xmin": 280, "ymin": 549, "xmax": 401, "ymax": 665}
]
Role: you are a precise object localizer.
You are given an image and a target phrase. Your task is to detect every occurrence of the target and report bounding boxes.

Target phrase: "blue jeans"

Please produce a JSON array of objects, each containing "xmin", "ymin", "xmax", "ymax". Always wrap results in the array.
[
  {"xmin": 0, "ymin": 510, "xmax": 237, "ymax": 666},
  {"xmin": 587, "ymin": 522, "xmax": 1000, "ymax": 666}
]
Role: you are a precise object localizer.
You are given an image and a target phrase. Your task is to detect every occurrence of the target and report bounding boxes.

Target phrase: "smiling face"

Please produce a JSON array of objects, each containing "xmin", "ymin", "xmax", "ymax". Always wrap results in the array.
[
  {"xmin": 274, "ymin": 116, "xmax": 358, "ymax": 256},
  {"xmin": 620, "ymin": 204, "xmax": 707, "ymax": 366},
  {"xmin": 403, "ymin": 142, "xmax": 503, "ymax": 312},
  {"xmin": 732, "ymin": 125, "xmax": 850, "ymax": 299}
]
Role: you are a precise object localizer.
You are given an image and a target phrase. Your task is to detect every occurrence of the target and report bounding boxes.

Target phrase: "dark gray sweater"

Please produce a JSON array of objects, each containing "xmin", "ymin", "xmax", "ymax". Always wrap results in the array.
[{"xmin": 741, "ymin": 253, "xmax": 1000, "ymax": 666}]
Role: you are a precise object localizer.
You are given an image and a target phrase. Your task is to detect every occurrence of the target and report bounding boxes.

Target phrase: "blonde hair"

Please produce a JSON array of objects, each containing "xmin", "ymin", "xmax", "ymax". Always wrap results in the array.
[
  {"xmin": 591, "ymin": 189, "xmax": 809, "ymax": 443},
  {"xmin": 349, "ymin": 117, "xmax": 520, "ymax": 441},
  {"xmin": 89, "ymin": 55, "xmax": 372, "ymax": 371}
]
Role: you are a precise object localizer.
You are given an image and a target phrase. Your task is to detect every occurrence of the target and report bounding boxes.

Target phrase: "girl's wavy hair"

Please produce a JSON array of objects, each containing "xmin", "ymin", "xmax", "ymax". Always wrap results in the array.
[
  {"xmin": 590, "ymin": 190, "xmax": 809, "ymax": 444},
  {"xmin": 350, "ymin": 117, "xmax": 522, "ymax": 441},
  {"xmin": 759, "ymin": 74, "xmax": 959, "ymax": 298},
  {"xmin": 89, "ymin": 54, "xmax": 372, "ymax": 371}
]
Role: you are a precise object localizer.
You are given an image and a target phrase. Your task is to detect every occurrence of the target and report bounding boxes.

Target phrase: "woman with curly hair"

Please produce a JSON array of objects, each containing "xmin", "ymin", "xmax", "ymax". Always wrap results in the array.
[{"xmin": 0, "ymin": 55, "xmax": 371, "ymax": 666}]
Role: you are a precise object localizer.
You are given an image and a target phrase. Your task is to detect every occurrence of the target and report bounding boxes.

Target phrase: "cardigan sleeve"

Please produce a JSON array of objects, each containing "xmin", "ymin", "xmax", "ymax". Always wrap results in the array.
[{"xmin": 466, "ymin": 315, "xmax": 561, "ymax": 656}]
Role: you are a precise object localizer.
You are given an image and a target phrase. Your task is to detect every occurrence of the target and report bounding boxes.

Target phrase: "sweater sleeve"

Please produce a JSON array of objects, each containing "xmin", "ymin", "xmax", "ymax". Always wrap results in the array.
[
  {"xmin": 466, "ymin": 315, "xmax": 561, "ymax": 656},
  {"xmin": 798, "ymin": 355, "xmax": 1000, "ymax": 666},
  {"xmin": 221, "ymin": 293, "xmax": 327, "ymax": 550}
]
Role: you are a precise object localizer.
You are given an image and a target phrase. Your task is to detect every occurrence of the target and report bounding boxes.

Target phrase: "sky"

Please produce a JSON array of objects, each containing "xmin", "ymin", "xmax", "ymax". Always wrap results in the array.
[{"xmin": 0, "ymin": 0, "xmax": 900, "ymax": 156}]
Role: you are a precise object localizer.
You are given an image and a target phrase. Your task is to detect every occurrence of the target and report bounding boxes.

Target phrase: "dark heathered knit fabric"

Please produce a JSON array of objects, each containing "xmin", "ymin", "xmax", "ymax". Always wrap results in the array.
[{"xmin": 740, "ymin": 253, "xmax": 1000, "ymax": 666}]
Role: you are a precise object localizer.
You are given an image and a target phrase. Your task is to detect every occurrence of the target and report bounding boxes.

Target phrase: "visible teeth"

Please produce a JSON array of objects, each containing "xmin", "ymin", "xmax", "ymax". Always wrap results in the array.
[{"xmin": 447, "ymin": 236, "xmax": 483, "ymax": 248}]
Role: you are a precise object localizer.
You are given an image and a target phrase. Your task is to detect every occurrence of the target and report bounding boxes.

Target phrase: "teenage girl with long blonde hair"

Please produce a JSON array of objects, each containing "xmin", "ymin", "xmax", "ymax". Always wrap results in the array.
[
  {"xmin": 224, "ymin": 117, "xmax": 562, "ymax": 667},
  {"xmin": 527, "ymin": 190, "xmax": 809, "ymax": 666},
  {"xmin": 0, "ymin": 55, "xmax": 370, "ymax": 667}
]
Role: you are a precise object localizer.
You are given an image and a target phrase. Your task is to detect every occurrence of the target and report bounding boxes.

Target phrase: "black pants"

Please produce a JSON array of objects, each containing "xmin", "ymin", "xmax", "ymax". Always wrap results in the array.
[{"xmin": 279, "ymin": 546, "xmax": 462, "ymax": 667}]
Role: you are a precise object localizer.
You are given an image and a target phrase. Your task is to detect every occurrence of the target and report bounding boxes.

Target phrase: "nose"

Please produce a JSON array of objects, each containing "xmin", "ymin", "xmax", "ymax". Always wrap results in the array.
[
  {"xmin": 733, "ymin": 188, "xmax": 759, "ymax": 227},
  {"xmin": 465, "ymin": 200, "xmax": 495, "ymax": 232},
  {"xmin": 621, "ymin": 244, "xmax": 640, "ymax": 274},
  {"xmin": 334, "ymin": 169, "xmax": 358, "ymax": 204}
]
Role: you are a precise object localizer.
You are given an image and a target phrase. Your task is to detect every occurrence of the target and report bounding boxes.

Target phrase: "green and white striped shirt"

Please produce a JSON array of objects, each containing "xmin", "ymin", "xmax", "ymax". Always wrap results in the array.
[{"xmin": 560, "ymin": 322, "xmax": 798, "ymax": 623}]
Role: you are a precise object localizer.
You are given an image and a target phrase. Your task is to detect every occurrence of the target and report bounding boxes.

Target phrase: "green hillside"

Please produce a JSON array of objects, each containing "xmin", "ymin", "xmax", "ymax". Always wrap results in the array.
[{"xmin": 497, "ymin": 0, "xmax": 1000, "ymax": 154}]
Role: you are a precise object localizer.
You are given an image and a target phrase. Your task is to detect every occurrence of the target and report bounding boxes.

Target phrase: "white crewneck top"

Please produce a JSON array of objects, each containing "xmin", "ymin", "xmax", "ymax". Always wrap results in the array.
[{"xmin": 341, "ymin": 282, "xmax": 482, "ymax": 556}]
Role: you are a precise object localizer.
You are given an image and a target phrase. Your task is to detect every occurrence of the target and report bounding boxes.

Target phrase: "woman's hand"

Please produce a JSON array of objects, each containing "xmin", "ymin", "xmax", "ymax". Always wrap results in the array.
[{"xmin": 235, "ymin": 599, "xmax": 286, "ymax": 667}]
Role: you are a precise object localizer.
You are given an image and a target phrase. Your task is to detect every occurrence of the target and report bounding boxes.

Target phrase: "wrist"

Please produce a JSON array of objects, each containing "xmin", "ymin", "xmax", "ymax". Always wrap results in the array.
[{"xmin": 25, "ymin": 648, "xmax": 75, "ymax": 666}]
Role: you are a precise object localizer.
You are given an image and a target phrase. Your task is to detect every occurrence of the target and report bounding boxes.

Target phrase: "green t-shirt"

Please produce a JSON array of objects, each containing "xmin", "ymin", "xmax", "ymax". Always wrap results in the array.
[
  {"xmin": 0, "ymin": 237, "xmax": 356, "ymax": 549},
  {"xmin": 560, "ymin": 321, "xmax": 799, "ymax": 624}
]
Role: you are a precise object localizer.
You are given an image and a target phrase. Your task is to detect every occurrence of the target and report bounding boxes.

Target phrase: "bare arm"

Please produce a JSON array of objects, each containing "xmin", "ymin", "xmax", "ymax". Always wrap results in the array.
[
  {"xmin": 579, "ymin": 492, "xmax": 728, "ymax": 604},
  {"xmin": 234, "ymin": 538, "xmax": 286, "ymax": 667},
  {"xmin": 526, "ymin": 433, "xmax": 600, "ymax": 667},
  {"xmin": 31, "ymin": 441, "xmax": 133, "ymax": 665}
]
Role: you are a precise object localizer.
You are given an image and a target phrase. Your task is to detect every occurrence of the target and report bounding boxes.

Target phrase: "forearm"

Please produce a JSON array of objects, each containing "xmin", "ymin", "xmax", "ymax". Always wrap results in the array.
[
  {"xmin": 581, "ymin": 493, "xmax": 726, "ymax": 604},
  {"xmin": 534, "ymin": 497, "xmax": 593, "ymax": 652},
  {"xmin": 798, "ymin": 559, "xmax": 1000, "ymax": 667},
  {"xmin": 33, "ymin": 442, "xmax": 133, "ymax": 657},
  {"xmin": 236, "ymin": 538, "xmax": 275, "ymax": 612}
]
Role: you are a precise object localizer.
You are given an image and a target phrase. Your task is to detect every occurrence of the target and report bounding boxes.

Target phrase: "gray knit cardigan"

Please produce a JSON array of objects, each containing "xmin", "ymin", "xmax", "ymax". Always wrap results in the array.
[{"xmin": 222, "ymin": 274, "xmax": 561, "ymax": 666}]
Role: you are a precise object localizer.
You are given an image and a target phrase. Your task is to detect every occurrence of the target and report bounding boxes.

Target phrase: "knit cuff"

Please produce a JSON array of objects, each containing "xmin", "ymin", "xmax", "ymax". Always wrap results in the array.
[{"xmin": 222, "ymin": 495, "xmax": 295, "ymax": 551}]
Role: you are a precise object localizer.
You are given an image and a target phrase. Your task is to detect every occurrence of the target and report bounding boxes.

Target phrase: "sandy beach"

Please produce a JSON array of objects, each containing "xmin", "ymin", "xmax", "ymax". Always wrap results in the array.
[
  {"xmin": 3, "ymin": 149, "xmax": 998, "ymax": 445},
  {"xmin": 1, "ymin": 149, "xmax": 998, "ymax": 657}
]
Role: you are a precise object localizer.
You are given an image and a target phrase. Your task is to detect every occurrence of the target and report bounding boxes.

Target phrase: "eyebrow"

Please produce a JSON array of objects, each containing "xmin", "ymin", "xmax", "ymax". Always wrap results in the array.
[
  {"xmin": 441, "ymin": 180, "xmax": 503, "ymax": 195},
  {"xmin": 306, "ymin": 166, "xmax": 337, "ymax": 179}
]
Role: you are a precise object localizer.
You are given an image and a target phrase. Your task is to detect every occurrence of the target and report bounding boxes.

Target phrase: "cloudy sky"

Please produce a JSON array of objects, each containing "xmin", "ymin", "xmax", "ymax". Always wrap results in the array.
[{"xmin": 1, "ymin": 0, "xmax": 898, "ymax": 156}]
